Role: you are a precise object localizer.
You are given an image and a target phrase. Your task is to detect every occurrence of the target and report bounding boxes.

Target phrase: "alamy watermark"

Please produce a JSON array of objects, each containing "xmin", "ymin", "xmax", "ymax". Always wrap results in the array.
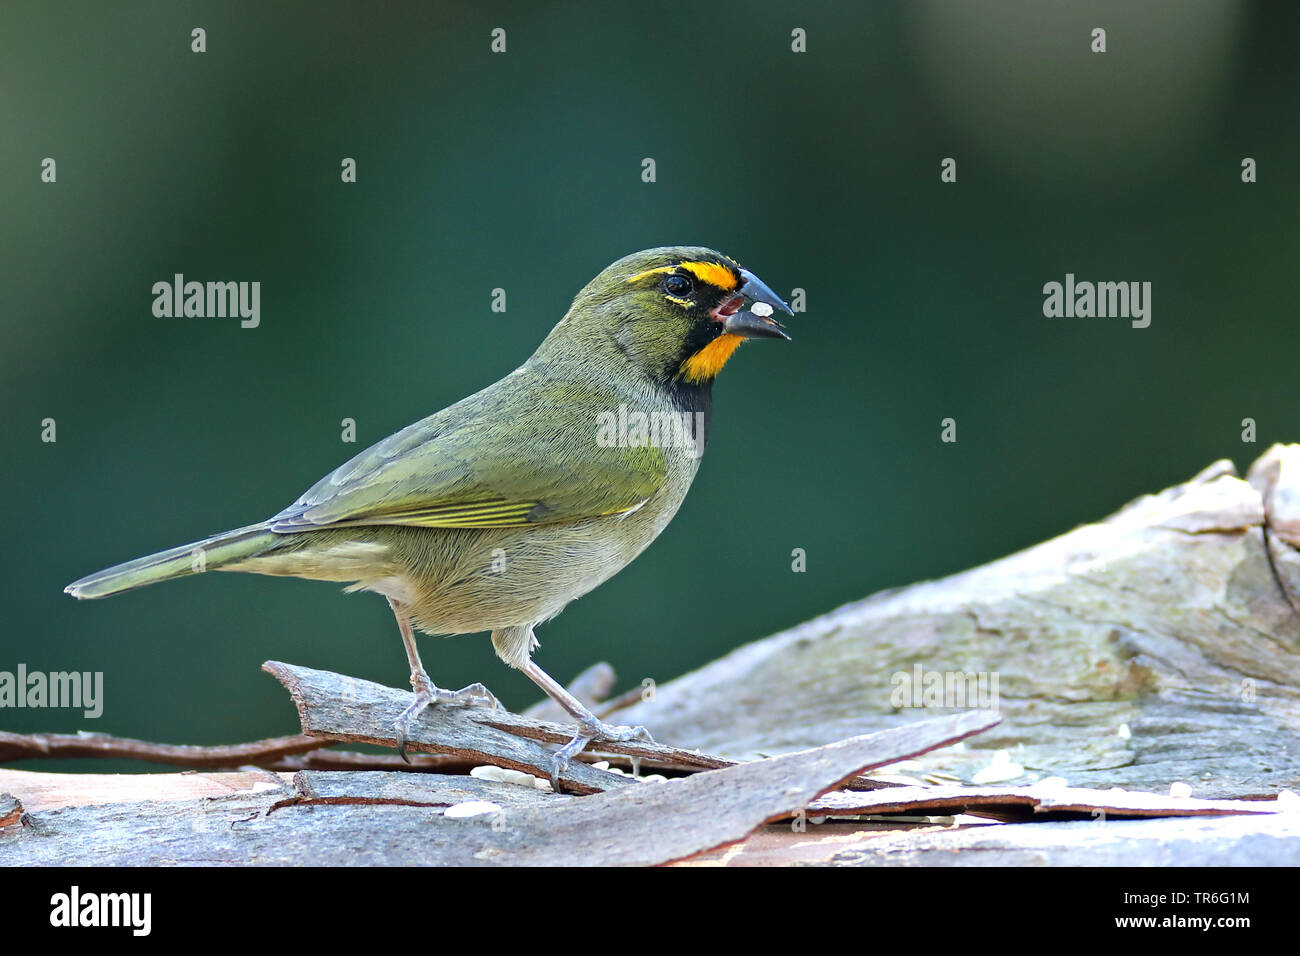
[
  {"xmin": 50, "ymin": 886, "xmax": 150, "ymax": 936},
  {"xmin": 890, "ymin": 663, "xmax": 999, "ymax": 711},
  {"xmin": 0, "ymin": 664, "xmax": 103, "ymax": 718},
  {"xmin": 596, "ymin": 404, "xmax": 705, "ymax": 458},
  {"xmin": 1042, "ymin": 273, "xmax": 1151, "ymax": 329},
  {"xmin": 152, "ymin": 274, "xmax": 260, "ymax": 328}
]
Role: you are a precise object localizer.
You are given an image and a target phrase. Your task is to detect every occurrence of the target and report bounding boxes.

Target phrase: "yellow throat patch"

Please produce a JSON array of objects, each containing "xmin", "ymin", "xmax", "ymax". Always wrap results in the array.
[{"xmin": 680, "ymin": 333, "xmax": 744, "ymax": 383}]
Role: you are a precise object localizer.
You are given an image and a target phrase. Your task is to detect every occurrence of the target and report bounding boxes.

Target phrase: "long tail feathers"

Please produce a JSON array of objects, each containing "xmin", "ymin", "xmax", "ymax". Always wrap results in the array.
[{"xmin": 64, "ymin": 523, "xmax": 279, "ymax": 599}]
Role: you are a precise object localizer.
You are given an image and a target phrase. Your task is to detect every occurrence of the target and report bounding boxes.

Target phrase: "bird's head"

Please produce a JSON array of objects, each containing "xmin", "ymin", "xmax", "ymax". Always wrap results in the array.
[{"xmin": 540, "ymin": 246, "xmax": 792, "ymax": 386}]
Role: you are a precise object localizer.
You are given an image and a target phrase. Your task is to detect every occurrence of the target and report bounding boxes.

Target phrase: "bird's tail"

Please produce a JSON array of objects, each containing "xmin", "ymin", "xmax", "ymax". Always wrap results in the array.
[{"xmin": 64, "ymin": 523, "xmax": 280, "ymax": 599}]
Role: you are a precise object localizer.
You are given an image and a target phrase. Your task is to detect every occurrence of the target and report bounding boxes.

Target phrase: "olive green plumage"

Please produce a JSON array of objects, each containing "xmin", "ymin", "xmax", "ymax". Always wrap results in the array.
[{"xmin": 65, "ymin": 246, "xmax": 791, "ymax": 760}]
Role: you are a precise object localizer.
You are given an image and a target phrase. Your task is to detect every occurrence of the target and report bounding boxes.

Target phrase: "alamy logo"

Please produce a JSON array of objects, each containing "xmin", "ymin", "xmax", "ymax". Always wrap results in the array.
[
  {"xmin": 596, "ymin": 405, "xmax": 706, "ymax": 459},
  {"xmin": 1042, "ymin": 273, "xmax": 1151, "ymax": 328},
  {"xmin": 890, "ymin": 664, "xmax": 999, "ymax": 710},
  {"xmin": 0, "ymin": 664, "xmax": 103, "ymax": 718},
  {"xmin": 152, "ymin": 274, "xmax": 261, "ymax": 328},
  {"xmin": 50, "ymin": 886, "xmax": 151, "ymax": 936}
]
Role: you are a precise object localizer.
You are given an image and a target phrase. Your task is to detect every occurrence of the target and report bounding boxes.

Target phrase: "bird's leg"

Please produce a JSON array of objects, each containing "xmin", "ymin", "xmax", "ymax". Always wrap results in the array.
[
  {"xmin": 388, "ymin": 598, "xmax": 498, "ymax": 762},
  {"xmin": 521, "ymin": 657, "xmax": 653, "ymax": 786}
]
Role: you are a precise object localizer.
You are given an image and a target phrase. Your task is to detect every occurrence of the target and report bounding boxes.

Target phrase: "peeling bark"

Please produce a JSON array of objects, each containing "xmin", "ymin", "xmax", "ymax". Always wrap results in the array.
[
  {"xmin": 610, "ymin": 446, "xmax": 1300, "ymax": 797},
  {"xmin": 0, "ymin": 713, "xmax": 996, "ymax": 866}
]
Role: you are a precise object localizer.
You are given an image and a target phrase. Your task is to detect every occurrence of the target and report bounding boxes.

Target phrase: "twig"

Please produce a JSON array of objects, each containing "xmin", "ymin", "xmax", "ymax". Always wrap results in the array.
[{"xmin": 0, "ymin": 730, "xmax": 328, "ymax": 767}]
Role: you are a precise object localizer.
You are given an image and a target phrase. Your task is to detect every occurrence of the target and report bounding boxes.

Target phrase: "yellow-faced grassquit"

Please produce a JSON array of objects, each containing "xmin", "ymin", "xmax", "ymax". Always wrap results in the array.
[{"xmin": 66, "ymin": 246, "xmax": 792, "ymax": 777}]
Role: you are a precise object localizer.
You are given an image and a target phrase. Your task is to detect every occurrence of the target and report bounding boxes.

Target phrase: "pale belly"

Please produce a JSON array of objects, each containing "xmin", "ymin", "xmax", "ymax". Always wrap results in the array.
[{"xmin": 224, "ymin": 478, "xmax": 691, "ymax": 636}]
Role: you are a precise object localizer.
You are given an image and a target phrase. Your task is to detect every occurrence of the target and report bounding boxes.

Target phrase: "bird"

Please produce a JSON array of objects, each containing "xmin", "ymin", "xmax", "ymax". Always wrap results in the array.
[{"xmin": 65, "ymin": 246, "xmax": 792, "ymax": 780}]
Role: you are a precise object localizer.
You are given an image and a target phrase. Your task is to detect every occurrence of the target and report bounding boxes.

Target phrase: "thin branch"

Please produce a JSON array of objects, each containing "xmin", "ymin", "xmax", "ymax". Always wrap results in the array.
[
  {"xmin": 0, "ymin": 730, "xmax": 327, "ymax": 767},
  {"xmin": 0, "ymin": 729, "xmax": 482, "ymax": 773}
]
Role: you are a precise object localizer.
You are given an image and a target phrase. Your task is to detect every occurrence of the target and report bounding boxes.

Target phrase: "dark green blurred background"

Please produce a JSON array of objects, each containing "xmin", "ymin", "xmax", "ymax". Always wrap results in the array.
[{"xmin": 3, "ymin": 2, "xmax": 1297, "ymax": 763}]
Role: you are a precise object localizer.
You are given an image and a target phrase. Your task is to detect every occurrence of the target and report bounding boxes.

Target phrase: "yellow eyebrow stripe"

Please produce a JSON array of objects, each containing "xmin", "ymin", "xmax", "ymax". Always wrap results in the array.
[
  {"xmin": 680, "ymin": 261, "xmax": 739, "ymax": 291},
  {"xmin": 625, "ymin": 265, "xmax": 676, "ymax": 283},
  {"xmin": 625, "ymin": 261, "xmax": 739, "ymax": 292}
]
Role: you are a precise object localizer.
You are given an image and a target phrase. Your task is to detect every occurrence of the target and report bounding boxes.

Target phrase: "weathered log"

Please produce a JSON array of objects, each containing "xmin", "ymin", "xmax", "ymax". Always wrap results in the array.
[
  {"xmin": 610, "ymin": 445, "xmax": 1300, "ymax": 798},
  {"xmin": 6, "ymin": 759, "xmax": 1292, "ymax": 866},
  {"xmin": 805, "ymin": 783, "xmax": 1288, "ymax": 820},
  {"xmin": 0, "ymin": 714, "xmax": 996, "ymax": 866},
  {"xmin": 682, "ymin": 813, "xmax": 1300, "ymax": 867}
]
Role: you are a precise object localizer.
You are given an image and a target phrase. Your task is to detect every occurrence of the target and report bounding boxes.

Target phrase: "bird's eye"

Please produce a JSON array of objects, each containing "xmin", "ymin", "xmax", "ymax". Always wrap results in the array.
[{"xmin": 663, "ymin": 274, "xmax": 693, "ymax": 297}]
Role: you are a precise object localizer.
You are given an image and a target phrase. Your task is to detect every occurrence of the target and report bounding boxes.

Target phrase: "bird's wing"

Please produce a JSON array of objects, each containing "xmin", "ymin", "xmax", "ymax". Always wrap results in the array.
[{"xmin": 267, "ymin": 377, "xmax": 669, "ymax": 532}]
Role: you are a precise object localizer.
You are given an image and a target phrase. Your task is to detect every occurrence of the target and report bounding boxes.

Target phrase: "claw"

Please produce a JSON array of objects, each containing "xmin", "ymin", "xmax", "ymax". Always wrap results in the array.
[
  {"xmin": 549, "ymin": 731, "xmax": 594, "ymax": 790},
  {"xmin": 457, "ymin": 682, "xmax": 502, "ymax": 711},
  {"xmin": 549, "ymin": 718, "xmax": 655, "ymax": 789},
  {"xmin": 391, "ymin": 679, "xmax": 500, "ymax": 759}
]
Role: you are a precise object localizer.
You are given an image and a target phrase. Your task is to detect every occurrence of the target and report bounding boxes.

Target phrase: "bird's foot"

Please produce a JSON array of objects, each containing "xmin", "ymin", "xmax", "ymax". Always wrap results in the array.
[
  {"xmin": 550, "ymin": 718, "xmax": 654, "ymax": 789},
  {"xmin": 394, "ymin": 671, "xmax": 500, "ymax": 762}
]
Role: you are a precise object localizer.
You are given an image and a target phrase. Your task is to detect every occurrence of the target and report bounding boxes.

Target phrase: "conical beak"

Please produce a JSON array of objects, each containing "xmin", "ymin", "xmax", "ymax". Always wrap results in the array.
[
  {"xmin": 738, "ymin": 268, "xmax": 794, "ymax": 316},
  {"xmin": 723, "ymin": 309, "xmax": 791, "ymax": 340},
  {"xmin": 723, "ymin": 268, "xmax": 793, "ymax": 340}
]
